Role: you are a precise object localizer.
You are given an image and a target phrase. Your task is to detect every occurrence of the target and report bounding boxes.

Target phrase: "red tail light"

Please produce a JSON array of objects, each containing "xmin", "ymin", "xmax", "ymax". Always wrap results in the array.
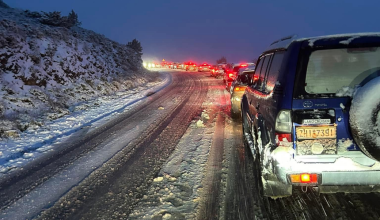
[
  {"xmin": 193, "ymin": 64, "xmax": 196, "ymax": 67},
  {"xmin": 240, "ymin": 64, "xmax": 248, "ymax": 67},
  {"xmin": 253, "ymin": 75, "xmax": 259, "ymax": 81},
  {"xmin": 276, "ymin": 133, "xmax": 292, "ymax": 146},
  {"xmin": 228, "ymin": 73, "xmax": 234, "ymax": 78}
]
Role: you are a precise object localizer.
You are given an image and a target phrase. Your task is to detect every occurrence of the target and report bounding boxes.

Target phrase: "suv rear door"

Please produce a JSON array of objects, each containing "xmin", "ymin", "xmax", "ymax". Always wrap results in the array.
[
  {"xmin": 246, "ymin": 52, "xmax": 285, "ymax": 148},
  {"xmin": 292, "ymin": 44, "xmax": 370, "ymax": 159}
]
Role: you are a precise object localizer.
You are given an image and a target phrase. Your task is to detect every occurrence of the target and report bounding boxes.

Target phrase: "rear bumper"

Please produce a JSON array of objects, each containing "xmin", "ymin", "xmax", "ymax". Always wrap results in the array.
[
  {"xmin": 270, "ymin": 148, "xmax": 380, "ymax": 192},
  {"xmin": 198, "ymin": 68, "xmax": 210, "ymax": 72}
]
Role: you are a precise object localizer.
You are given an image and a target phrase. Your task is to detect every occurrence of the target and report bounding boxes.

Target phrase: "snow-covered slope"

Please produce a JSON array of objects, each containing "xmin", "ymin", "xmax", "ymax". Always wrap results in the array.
[{"xmin": 0, "ymin": 7, "xmax": 159, "ymax": 137}]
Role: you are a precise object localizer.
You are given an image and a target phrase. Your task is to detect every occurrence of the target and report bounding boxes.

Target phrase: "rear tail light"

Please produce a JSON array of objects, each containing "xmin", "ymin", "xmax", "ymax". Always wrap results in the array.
[
  {"xmin": 290, "ymin": 174, "xmax": 318, "ymax": 184},
  {"xmin": 234, "ymin": 86, "xmax": 246, "ymax": 92},
  {"xmin": 241, "ymin": 64, "xmax": 248, "ymax": 67},
  {"xmin": 228, "ymin": 73, "xmax": 234, "ymax": 78},
  {"xmin": 193, "ymin": 64, "xmax": 196, "ymax": 67},
  {"xmin": 253, "ymin": 75, "xmax": 259, "ymax": 81},
  {"xmin": 275, "ymin": 110, "xmax": 292, "ymax": 146}
]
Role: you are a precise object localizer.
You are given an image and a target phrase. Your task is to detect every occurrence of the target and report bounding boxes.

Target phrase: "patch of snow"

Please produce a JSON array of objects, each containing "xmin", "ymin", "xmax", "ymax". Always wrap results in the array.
[
  {"xmin": 153, "ymin": 177, "xmax": 164, "ymax": 182},
  {"xmin": 196, "ymin": 120, "xmax": 205, "ymax": 128},
  {"xmin": 201, "ymin": 111, "xmax": 210, "ymax": 122},
  {"xmin": 336, "ymin": 86, "xmax": 357, "ymax": 97},
  {"xmin": 308, "ymin": 39, "xmax": 317, "ymax": 47},
  {"xmin": 299, "ymin": 33, "xmax": 380, "ymax": 47},
  {"xmin": 338, "ymin": 138, "xmax": 353, "ymax": 153},
  {"xmin": 340, "ymin": 36, "xmax": 360, "ymax": 45},
  {"xmin": 340, "ymin": 103, "xmax": 345, "ymax": 110}
]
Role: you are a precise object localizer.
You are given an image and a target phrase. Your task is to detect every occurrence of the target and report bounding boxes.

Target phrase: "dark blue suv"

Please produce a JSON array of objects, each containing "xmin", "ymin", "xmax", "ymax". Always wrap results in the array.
[{"xmin": 241, "ymin": 33, "xmax": 380, "ymax": 197}]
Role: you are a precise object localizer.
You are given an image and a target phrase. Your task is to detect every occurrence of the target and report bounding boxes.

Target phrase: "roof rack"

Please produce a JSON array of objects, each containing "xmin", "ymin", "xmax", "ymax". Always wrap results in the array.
[
  {"xmin": 264, "ymin": 34, "xmax": 298, "ymax": 52},
  {"xmin": 270, "ymin": 34, "xmax": 297, "ymax": 46}
]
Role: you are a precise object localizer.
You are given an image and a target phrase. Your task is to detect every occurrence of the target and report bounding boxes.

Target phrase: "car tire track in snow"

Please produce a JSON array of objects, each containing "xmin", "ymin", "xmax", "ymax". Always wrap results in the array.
[
  {"xmin": 36, "ymin": 71, "xmax": 208, "ymax": 219},
  {"xmin": 223, "ymin": 118, "xmax": 267, "ymax": 220},
  {"xmin": 0, "ymin": 71, "xmax": 194, "ymax": 218},
  {"xmin": 0, "ymin": 73, "xmax": 174, "ymax": 210},
  {"xmin": 197, "ymin": 83, "xmax": 229, "ymax": 220}
]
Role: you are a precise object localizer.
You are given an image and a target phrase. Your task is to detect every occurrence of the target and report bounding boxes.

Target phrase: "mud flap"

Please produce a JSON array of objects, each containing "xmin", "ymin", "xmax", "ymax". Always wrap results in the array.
[{"xmin": 262, "ymin": 175, "xmax": 292, "ymax": 198}]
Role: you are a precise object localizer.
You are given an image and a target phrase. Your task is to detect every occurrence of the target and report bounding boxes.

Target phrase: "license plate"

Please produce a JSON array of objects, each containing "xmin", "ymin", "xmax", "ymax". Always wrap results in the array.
[
  {"xmin": 296, "ymin": 126, "xmax": 336, "ymax": 139},
  {"xmin": 303, "ymin": 119, "xmax": 331, "ymax": 124}
]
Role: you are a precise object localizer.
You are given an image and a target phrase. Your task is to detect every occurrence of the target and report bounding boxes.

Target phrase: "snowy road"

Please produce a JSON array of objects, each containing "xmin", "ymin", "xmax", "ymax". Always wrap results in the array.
[{"xmin": 1, "ymin": 70, "xmax": 380, "ymax": 219}]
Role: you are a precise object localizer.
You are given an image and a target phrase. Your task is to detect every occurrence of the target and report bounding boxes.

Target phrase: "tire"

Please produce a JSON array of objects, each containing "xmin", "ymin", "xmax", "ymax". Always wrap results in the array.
[
  {"xmin": 350, "ymin": 77, "xmax": 380, "ymax": 161},
  {"xmin": 241, "ymin": 107, "xmax": 266, "ymax": 198},
  {"xmin": 231, "ymin": 109, "xmax": 240, "ymax": 119}
]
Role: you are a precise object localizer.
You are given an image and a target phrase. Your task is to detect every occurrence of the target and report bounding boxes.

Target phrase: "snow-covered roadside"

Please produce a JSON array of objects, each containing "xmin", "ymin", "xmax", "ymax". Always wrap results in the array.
[
  {"xmin": 0, "ymin": 71, "xmax": 170, "ymax": 175},
  {"xmin": 129, "ymin": 81, "xmax": 226, "ymax": 220}
]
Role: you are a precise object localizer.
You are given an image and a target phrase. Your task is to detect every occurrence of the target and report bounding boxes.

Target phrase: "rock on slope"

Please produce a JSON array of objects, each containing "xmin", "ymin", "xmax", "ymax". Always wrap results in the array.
[{"xmin": 0, "ymin": 6, "xmax": 159, "ymax": 136}]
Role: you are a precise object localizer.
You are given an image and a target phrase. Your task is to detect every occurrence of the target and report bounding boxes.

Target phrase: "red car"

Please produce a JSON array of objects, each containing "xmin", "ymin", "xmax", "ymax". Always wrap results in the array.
[
  {"xmin": 224, "ymin": 64, "xmax": 249, "ymax": 91},
  {"xmin": 198, "ymin": 63, "xmax": 211, "ymax": 72},
  {"xmin": 184, "ymin": 62, "xmax": 198, "ymax": 71}
]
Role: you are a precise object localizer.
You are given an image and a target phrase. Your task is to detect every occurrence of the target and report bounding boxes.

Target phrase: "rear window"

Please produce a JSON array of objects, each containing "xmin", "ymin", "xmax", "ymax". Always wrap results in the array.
[
  {"xmin": 237, "ymin": 72, "xmax": 253, "ymax": 85},
  {"xmin": 305, "ymin": 47, "xmax": 380, "ymax": 94}
]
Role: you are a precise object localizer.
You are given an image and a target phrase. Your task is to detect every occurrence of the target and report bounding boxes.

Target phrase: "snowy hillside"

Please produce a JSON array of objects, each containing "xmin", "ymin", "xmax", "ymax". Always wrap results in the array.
[{"xmin": 0, "ymin": 6, "xmax": 159, "ymax": 137}]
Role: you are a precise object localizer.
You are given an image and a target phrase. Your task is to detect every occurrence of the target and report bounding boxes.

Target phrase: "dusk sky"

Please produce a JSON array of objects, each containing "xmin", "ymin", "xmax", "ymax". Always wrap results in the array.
[{"xmin": 7, "ymin": 0, "xmax": 380, "ymax": 64}]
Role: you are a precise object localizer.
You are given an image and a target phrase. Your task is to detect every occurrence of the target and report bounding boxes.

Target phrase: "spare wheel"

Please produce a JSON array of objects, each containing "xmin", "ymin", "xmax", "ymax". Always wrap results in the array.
[{"xmin": 350, "ymin": 77, "xmax": 380, "ymax": 161}]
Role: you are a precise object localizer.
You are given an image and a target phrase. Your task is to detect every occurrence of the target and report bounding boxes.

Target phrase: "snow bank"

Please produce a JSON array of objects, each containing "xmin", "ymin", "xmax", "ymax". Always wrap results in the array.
[
  {"xmin": 0, "ymin": 7, "xmax": 159, "ymax": 137},
  {"xmin": 0, "ymin": 73, "xmax": 170, "ymax": 174}
]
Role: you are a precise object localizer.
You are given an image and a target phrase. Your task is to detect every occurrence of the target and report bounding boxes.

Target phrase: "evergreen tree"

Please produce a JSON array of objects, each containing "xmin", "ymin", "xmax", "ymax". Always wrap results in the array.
[
  {"xmin": 216, "ymin": 56, "xmax": 227, "ymax": 64},
  {"xmin": 127, "ymin": 39, "xmax": 143, "ymax": 56},
  {"xmin": 40, "ymin": 11, "xmax": 64, "ymax": 26},
  {"xmin": 67, "ymin": 10, "xmax": 81, "ymax": 27},
  {"xmin": 40, "ymin": 10, "xmax": 81, "ymax": 28}
]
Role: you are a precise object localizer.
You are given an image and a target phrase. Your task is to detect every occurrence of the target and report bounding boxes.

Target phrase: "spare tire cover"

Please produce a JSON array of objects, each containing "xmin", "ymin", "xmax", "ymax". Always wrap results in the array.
[{"xmin": 350, "ymin": 77, "xmax": 380, "ymax": 161}]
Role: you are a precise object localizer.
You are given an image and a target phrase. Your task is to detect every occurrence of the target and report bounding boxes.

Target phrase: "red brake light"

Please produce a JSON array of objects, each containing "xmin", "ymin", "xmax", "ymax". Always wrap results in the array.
[
  {"xmin": 253, "ymin": 75, "xmax": 259, "ymax": 81},
  {"xmin": 228, "ymin": 73, "xmax": 234, "ymax": 78},
  {"xmin": 193, "ymin": 64, "xmax": 196, "ymax": 67},
  {"xmin": 276, "ymin": 133, "xmax": 292, "ymax": 146},
  {"xmin": 241, "ymin": 64, "xmax": 248, "ymax": 67}
]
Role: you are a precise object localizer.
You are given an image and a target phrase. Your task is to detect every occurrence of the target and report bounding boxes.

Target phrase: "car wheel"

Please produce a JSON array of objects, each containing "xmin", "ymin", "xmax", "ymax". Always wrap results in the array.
[
  {"xmin": 350, "ymin": 76, "xmax": 380, "ymax": 161},
  {"xmin": 241, "ymin": 107, "xmax": 265, "ymax": 191},
  {"xmin": 231, "ymin": 108, "xmax": 240, "ymax": 119}
]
